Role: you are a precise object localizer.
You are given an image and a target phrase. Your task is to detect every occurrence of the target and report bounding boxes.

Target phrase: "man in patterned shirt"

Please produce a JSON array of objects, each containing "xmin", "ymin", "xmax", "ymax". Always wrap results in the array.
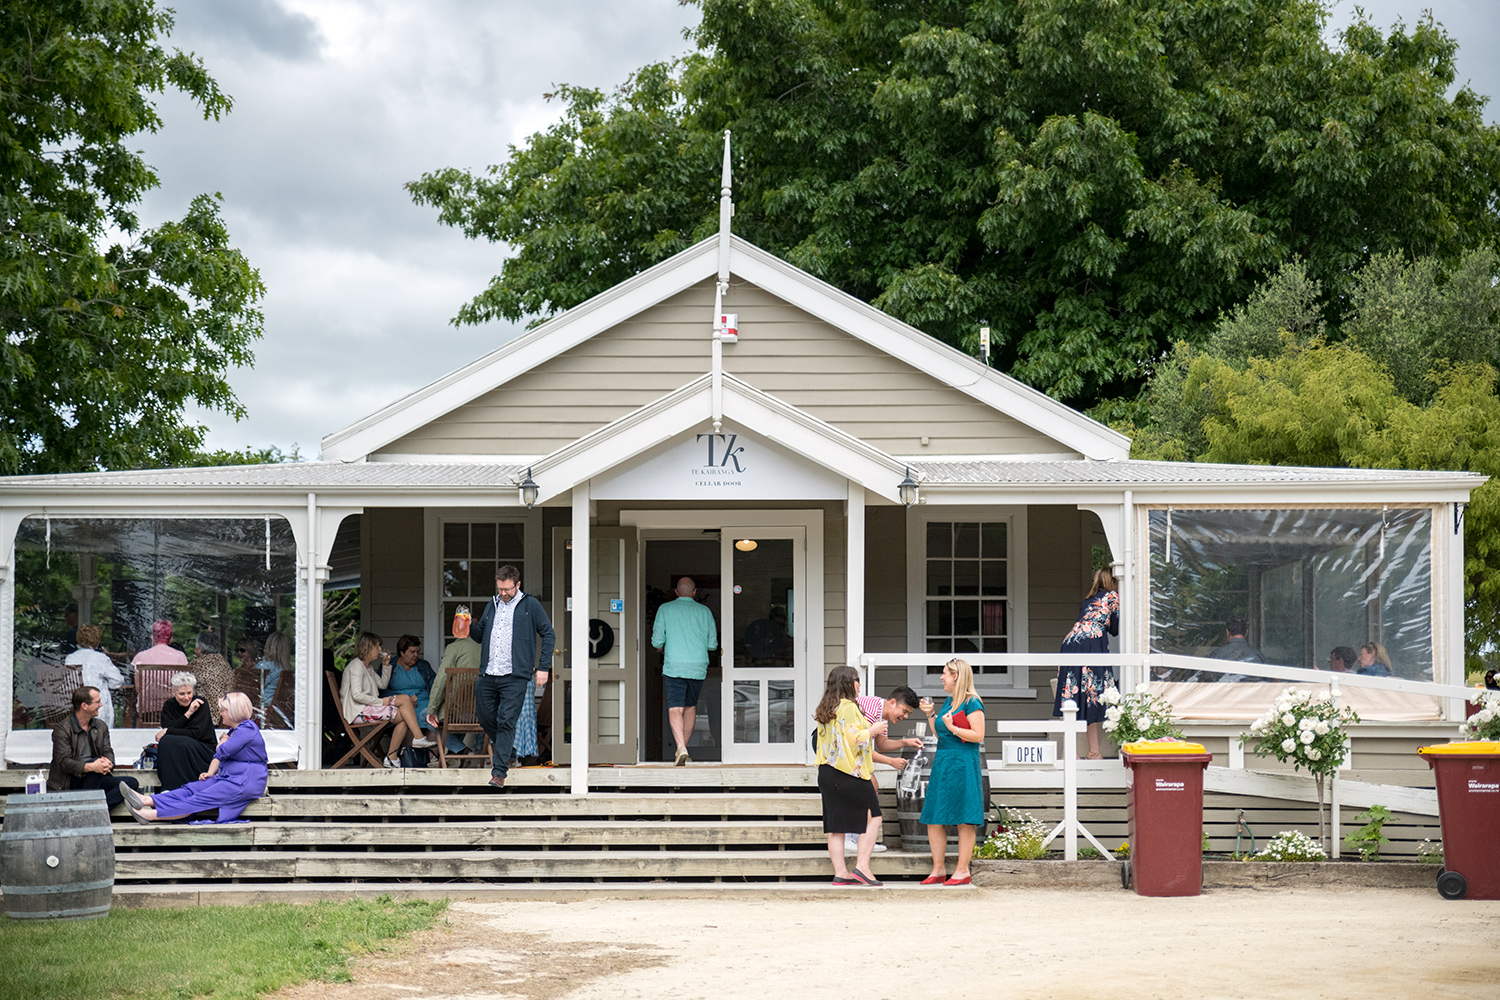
[{"xmin": 848, "ymin": 684, "xmax": 924, "ymax": 853}]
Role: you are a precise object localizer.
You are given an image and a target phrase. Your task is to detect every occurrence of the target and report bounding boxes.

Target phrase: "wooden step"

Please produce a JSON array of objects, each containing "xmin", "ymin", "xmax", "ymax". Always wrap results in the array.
[
  {"xmin": 236, "ymin": 793, "xmax": 823, "ymax": 820},
  {"xmin": 112, "ymin": 849, "xmax": 933, "ymax": 882},
  {"xmin": 114, "ymin": 820, "xmax": 825, "ymax": 850}
]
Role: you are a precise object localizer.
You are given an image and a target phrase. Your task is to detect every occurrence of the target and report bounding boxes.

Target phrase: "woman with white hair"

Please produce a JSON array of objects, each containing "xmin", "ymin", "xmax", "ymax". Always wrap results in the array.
[
  {"xmin": 123, "ymin": 692, "xmax": 268, "ymax": 824},
  {"xmin": 154, "ymin": 671, "xmax": 216, "ymax": 790}
]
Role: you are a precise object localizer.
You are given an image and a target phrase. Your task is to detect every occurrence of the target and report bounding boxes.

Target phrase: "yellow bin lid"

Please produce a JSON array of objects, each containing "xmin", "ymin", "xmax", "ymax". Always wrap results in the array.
[
  {"xmin": 1122, "ymin": 739, "xmax": 1208, "ymax": 755},
  {"xmin": 1419, "ymin": 740, "xmax": 1500, "ymax": 756}
]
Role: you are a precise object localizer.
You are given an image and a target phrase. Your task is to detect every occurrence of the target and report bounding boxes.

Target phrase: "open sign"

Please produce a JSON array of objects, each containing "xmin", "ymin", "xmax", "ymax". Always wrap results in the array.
[{"xmin": 1002, "ymin": 740, "xmax": 1057, "ymax": 766}]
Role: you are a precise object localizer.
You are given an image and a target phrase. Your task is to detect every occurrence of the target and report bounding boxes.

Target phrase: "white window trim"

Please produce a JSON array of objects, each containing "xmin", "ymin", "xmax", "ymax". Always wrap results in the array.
[
  {"xmin": 905, "ymin": 504, "xmax": 1029, "ymax": 695},
  {"xmin": 423, "ymin": 508, "xmax": 543, "ymax": 659}
]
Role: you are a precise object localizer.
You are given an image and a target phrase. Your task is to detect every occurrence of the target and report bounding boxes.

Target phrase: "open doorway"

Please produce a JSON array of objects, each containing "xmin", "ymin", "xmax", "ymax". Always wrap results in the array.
[{"xmin": 641, "ymin": 537, "xmax": 721, "ymax": 762}]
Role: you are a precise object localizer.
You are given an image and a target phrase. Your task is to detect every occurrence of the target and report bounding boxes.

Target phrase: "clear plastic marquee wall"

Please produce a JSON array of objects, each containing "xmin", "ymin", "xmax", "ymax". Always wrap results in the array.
[
  {"xmin": 1147, "ymin": 508, "xmax": 1434, "ymax": 680},
  {"xmin": 11, "ymin": 516, "xmax": 299, "ymax": 731}
]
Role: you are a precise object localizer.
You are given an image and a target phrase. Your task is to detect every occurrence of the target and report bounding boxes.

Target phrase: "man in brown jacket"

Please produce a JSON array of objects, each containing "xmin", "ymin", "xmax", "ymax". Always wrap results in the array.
[{"xmin": 48, "ymin": 686, "xmax": 140, "ymax": 807}]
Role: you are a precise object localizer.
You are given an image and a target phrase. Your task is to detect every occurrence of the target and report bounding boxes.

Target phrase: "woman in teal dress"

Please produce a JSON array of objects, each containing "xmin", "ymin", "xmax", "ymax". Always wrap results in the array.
[
  {"xmin": 381, "ymin": 635, "xmax": 437, "ymax": 745},
  {"xmin": 918, "ymin": 657, "xmax": 986, "ymax": 886}
]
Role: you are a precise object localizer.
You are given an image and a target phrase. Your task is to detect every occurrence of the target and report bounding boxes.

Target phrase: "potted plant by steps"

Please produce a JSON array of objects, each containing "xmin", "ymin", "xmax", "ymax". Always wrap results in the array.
[
  {"xmin": 1100, "ymin": 683, "xmax": 1183, "ymax": 746},
  {"xmin": 1241, "ymin": 687, "xmax": 1360, "ymax": 852}
]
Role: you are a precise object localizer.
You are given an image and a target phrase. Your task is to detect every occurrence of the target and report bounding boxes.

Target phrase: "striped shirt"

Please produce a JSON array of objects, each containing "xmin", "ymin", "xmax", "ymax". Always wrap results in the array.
[{"xmin": 856, "ymin": 695, "xmax": 884, "ymax": 726}]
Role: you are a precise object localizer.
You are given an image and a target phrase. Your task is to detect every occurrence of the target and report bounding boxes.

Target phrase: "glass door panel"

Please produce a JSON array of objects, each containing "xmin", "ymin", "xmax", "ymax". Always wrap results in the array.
[{"xmin": 721, "ymin": 527, "xmax": 805, "ymax": 762}]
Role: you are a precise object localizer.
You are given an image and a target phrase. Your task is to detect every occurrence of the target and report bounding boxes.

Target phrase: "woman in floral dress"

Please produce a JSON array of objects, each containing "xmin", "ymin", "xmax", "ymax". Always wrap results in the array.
[{"xmin": 1053, "ymin": 568, "xmax": 1119, "ymax": 759}]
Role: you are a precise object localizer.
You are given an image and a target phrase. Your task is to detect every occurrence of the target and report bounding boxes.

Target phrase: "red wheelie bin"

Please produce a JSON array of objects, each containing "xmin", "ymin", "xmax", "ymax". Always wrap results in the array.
[
  {"xmin": 1418, "ymin": 741, "xmax": 1500, "ymax": 900},
  {"xmin": 1121, "ymin": 741, "xmax": 1213, "ymax": 896}
]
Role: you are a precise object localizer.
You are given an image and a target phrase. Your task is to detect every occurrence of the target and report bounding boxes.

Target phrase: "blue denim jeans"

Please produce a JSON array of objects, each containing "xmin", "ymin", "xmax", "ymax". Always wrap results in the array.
[{"xmin": 473, "ymin": 672, "xmax": 529, "ymax": 778}]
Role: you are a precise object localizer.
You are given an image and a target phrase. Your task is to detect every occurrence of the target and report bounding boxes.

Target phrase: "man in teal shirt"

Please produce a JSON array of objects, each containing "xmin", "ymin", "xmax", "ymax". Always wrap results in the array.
[{"xmin": 651, "ymin": 577, "xmax": 718, "ymax": 765}]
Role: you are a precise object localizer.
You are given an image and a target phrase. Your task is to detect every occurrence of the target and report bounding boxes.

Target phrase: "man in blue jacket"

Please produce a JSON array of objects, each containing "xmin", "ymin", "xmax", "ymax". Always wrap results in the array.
[{"xmin": 476, "ymin": 564, "xmax": 555, "ymax": 789}]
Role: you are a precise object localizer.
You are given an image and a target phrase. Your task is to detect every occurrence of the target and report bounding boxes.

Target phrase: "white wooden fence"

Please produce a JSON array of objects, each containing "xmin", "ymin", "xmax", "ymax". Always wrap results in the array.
[{"xmin": 859, "ymin": 652, "xmax": 1472, "ymax": 859}]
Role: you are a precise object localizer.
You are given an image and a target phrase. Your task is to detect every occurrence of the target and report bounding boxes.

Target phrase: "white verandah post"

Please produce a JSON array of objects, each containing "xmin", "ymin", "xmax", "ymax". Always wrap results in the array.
[
  {"xmin": 846, "ymin": 484, "xmax": 865, "ymax": 682},
  {"xmin": 0, "ymin": 511, "xmax": 20, "ymax": 769},
  {"xmin": 570, "ymin": 483, "xmax": 591, "ymax": 795}
]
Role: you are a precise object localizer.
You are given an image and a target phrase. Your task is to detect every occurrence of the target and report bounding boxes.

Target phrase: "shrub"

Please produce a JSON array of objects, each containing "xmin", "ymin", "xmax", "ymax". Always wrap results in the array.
[
  {"xmin": 1256, "ymin": 830, "xmax": 1328, "ymax": 862},
  {"xmin": 1100, "ymin": 683, "xmax": 1183, "ymax": 744},
  {"xmin": 1242, "ymin": 687, "xmax": 1359, "ymax": 849},
  {"xmin": 1342, "ymin": 805, "xmax": 1391, "ymax": 861},
  {"xmin": 974, "ymin": 808, "xmax": 1048, "ymax": 860},
  {"xmin": 1460, "ymin": 690, "xmax": 1500, "ymax": 741}
]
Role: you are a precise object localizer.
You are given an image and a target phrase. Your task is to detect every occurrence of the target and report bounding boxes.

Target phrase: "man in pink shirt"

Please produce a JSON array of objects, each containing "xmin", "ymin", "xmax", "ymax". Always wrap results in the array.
[{"xmin": 849, "ymin": 684, "xmax": 923, "ymax": 854}]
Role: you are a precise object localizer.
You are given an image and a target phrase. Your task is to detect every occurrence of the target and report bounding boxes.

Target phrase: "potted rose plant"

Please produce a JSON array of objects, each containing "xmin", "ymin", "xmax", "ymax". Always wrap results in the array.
[
  {"xmin": 1101, "ymin": 682, "xmax": 1183, "ymax": 744},
  {"xmin": 1242, "ymin": 688, "xmax": 1359, "ymax": 850},
  {"xmin": 1459, "ymin": 690, "xmax": 1500, "ymax": 741}
]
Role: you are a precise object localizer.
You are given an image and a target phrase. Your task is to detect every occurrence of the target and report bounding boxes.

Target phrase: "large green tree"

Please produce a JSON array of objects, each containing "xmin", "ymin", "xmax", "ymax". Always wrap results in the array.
[
  {"xmin": 408, "ymin": 0, "xmax": 1499, "ymax": 414},
  {"xmin": 0, "ymin": 0, "xmax": 263, "ymax": 476},
  {"xmin": 1134, "ymin": 250, "xmax": 1500, "ymax": 666}
]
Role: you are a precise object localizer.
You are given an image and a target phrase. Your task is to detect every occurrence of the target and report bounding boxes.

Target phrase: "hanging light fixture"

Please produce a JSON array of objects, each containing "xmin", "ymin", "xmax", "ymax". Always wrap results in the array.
[
  {"xmin": 519, "ymin": 468, "xmax": 539, "ymax": 508},
  {"xmin": 898, "ymin": 466, "xmax": 920, "ymax": 508},
  {"xmin": 734, "ymin": 538, "xmax": 758, "ymax": 552}
]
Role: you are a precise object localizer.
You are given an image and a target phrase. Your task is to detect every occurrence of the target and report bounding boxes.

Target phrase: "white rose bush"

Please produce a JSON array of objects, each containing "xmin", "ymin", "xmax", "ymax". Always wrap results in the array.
[
  {"xmin": 1242, "ymin": 687, "xmax": 1360, "ymax": 849},
  {"xmin": 1459, "ymin": 690, "xmax": 1500, "ymax": 741},
  {"xmin": 1100, "ymin": 683, "xmax": 1183, "ymax": 745}
]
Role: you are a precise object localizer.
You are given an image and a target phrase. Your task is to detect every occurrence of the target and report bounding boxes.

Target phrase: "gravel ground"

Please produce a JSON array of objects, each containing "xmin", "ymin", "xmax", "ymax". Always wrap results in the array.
[{"xmin": 269, "ymin": 886, "xmax": 1500, "ymax": 1000}]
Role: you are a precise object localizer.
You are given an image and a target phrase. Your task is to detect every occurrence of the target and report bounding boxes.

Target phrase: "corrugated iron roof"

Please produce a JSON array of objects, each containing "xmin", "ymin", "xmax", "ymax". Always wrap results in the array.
[
  {"xmin": 0, "ymin": 457, "xmax": 1479, "ymax": 493},
  {"xmin": 0, "ymin": 462, "xmax": 527, "ymax": 490},
  {"xmin": 907, "ymin": 458, "xmax": 1481, "ymax": 486}
]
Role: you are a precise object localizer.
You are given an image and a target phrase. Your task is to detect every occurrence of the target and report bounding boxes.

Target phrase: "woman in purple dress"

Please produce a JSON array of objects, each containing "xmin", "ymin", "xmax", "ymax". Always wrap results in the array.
[
  {"xmin": 123, "ymin": 692, "xmax": 268, "ymax": 824},
  {"xmin": 1053, "ymin": 568, "xmax": 1119, "ymax": 759}
]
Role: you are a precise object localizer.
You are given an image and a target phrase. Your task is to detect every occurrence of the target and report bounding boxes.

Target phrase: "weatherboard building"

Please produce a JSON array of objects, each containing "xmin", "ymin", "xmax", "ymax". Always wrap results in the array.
[{"xmin": 0, "ymin": 167, "xmax": 1482, "ymax": 854}]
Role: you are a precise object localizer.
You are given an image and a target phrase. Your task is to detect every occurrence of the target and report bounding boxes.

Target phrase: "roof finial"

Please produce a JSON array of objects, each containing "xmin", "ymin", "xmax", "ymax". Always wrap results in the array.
[
  {"xmin": 717, "ymin": 129, "xmax": 732, "ymax": 286},
  {"xmin": 711, "ymin": 130, "xmax": 734, "ymax": 433}
]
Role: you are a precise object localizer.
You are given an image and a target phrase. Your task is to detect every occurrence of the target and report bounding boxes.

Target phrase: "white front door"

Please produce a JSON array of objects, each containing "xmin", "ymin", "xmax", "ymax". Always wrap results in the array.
[
  {"xmin": 719, "ymin": 525, "xmax": 808, "ymax": 763},
  {"xmin": 550, "ymin": 526, "xmax": 638, "ymax": 765}
]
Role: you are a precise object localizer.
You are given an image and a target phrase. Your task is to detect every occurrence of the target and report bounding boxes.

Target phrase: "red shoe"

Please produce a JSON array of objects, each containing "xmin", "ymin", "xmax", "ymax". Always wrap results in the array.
[
  {"xmin": 920, "ymin": 874, "xmax": 947, "ymax": 885},
  {"xmin": 943, "ymin": 874, "xmax": 971, "ymax": 886}
]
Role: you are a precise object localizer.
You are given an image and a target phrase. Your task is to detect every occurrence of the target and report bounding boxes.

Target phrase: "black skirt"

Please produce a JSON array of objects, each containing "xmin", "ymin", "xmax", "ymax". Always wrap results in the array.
[
  {"xmin": 818, "ymin": 763, "xmax": 882, "ymax": 834},
  {"xmin": 156, "ymin": 734, "xmax": 215, "ymax": 791}
]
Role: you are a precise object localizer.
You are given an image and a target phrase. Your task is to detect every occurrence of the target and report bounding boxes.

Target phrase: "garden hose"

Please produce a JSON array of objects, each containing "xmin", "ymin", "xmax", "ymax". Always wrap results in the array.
[{"xmin": 1235, "ymin": 809, "xmax": 1257, "ymax": 855}]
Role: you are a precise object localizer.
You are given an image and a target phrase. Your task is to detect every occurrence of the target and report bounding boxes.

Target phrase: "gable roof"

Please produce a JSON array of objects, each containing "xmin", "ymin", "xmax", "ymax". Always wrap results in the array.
[
  {"xmin": 528, "ymin": 372, "xmax": 911, "ymax": 505},
  {"xmin": 321, "ymin": 236, "xmax": 1131, "ymax": 463}
]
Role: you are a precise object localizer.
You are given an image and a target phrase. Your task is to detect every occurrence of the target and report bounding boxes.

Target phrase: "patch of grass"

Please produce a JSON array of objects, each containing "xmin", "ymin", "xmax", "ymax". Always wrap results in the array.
[{"xmin": 0, "ymin": 896, "xmax": 446, "ymax": 1000}]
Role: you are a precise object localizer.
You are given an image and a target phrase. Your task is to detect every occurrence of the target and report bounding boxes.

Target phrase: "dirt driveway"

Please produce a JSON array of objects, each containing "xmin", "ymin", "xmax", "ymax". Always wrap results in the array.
[{"xmin": 273, "ymin": 887, "xmax": 1500, "ymax": 1000}]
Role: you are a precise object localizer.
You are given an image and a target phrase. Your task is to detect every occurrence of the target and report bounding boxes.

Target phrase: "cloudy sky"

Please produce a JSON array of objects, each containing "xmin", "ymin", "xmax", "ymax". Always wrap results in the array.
[{"xmin": 136, "ymin": 1, "xmax": 1498, "ymax": 458}]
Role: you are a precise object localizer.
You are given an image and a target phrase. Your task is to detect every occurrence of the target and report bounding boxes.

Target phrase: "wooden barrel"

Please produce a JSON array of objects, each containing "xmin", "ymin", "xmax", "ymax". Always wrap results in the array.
[
  {"xmin": 895, "ymin": 740, "xmax": 991, "ymax": 852},
  {"xmin": 1, "ymin": 790, "xmax": 116, "ymax": 921}
]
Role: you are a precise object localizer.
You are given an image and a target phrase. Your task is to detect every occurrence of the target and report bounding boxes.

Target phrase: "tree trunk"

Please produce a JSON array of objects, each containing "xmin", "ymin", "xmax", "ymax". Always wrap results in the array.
[{"xmin": 1315, "ymin": 773, "xmax": 1326, "ymax": 850}]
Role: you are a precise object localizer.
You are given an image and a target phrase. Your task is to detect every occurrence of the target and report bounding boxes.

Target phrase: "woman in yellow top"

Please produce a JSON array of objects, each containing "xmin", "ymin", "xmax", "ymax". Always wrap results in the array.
[{"xmin": 814, "ymin": 665, "xmax": 888, "ymax": 886}]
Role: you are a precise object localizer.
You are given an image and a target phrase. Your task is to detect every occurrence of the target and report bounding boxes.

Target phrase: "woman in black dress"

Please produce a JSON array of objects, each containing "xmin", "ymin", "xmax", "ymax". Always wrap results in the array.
[
  {"xmin": 1053, "ymin": 568, "xmax": 1119, "ymax": 759},
  {"xmin": 155, "ymin": 671, "xmax": 216, "ymax": 790}
]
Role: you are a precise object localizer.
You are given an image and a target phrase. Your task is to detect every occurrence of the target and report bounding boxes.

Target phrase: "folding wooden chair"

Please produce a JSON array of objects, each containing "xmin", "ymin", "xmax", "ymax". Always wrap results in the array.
[
  {"xmin": 133, "ymin": 667, "xmax": 176, "ymax": 728},
  {"xmin": 37, "ymin": 664, "xmax": 83, "ymax": 728},
  {"xmin": 326, "ymin": 671, "xmax": 394, "ymax": 769},
  {"xmin": 436, "ymin": 667, "xmax": 492, "ymax": 769}
]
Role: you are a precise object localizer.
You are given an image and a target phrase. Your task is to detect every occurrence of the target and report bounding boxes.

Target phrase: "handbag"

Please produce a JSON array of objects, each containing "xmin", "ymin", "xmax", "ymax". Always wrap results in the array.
[
  {"xmin": 947, "ymin": 710, "xmax": 970, "ymax": 732},
  {"xmin": 397, "ymin": 746, "xmax": 430, "ymax": 768},
  {"xmin": 133, "ymin": 743, "xmax": 159, "ymax": 770}
]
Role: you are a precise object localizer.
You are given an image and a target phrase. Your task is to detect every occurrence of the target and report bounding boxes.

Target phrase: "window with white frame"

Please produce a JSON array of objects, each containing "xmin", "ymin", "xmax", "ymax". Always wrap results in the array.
[
  {"xmin": 907, "ymin": 508, "xmax": 1027, "ymax": 693},
  {"xmin": 441, "ymin": 521, "xmax": 525, "ymax": 638}
]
